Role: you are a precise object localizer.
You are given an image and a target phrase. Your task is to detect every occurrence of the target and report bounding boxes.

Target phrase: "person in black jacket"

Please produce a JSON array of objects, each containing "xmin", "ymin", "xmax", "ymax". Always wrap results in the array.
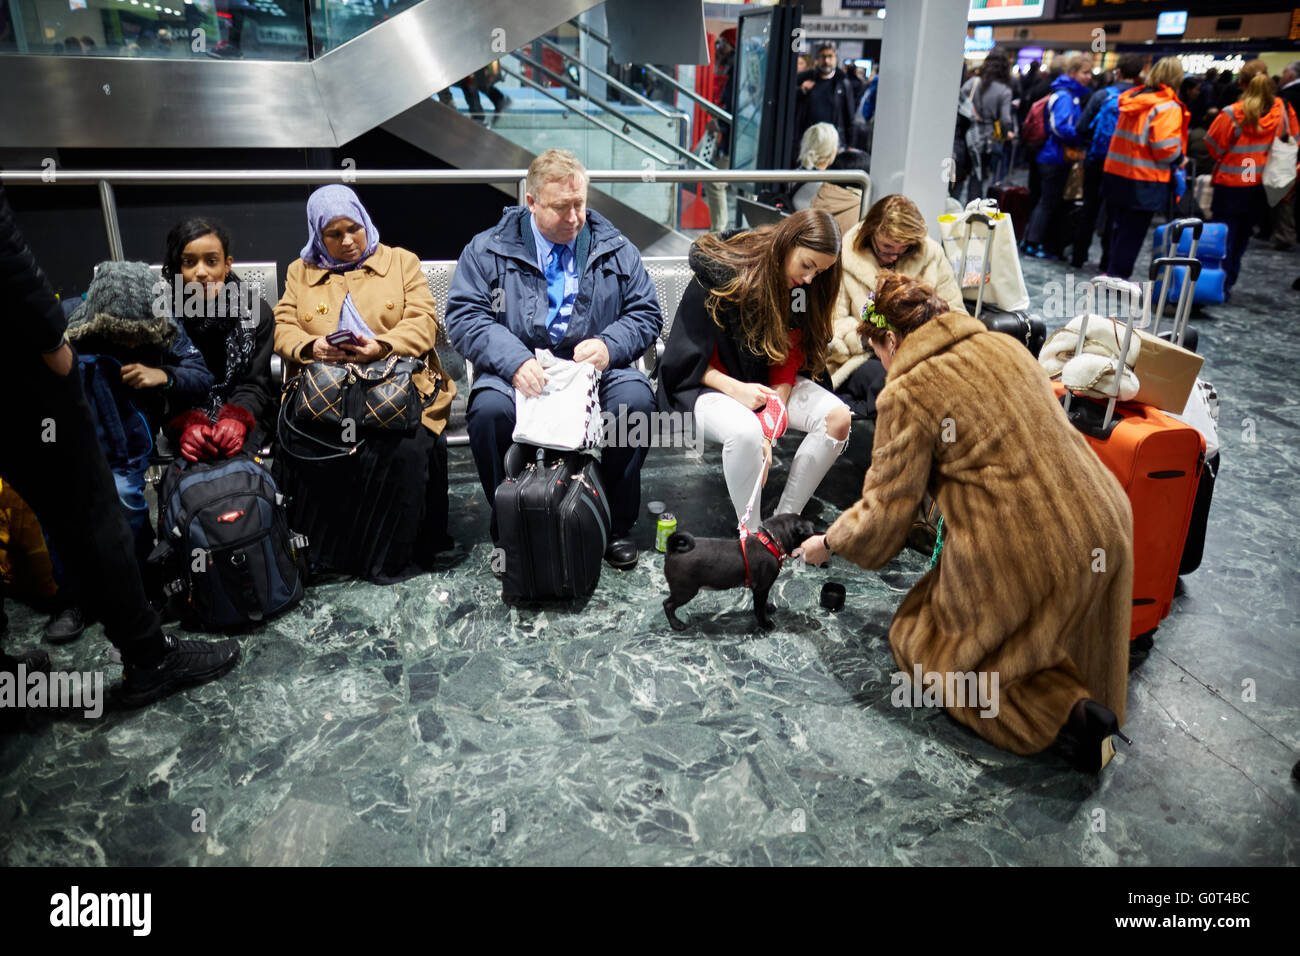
[
  {"xmin": 158, "ymin": 218, "xmax": 277, "ymax": 460},
  {"xmin": 796, "ymin": 45, "xmax": 856, "ymax": 149},
  {"xmin": 0, "ymin": 184, "xmax": 238, "ymax": 716},
  {"xmin": 657, "ymin": 209, "xmax": 850, "ymax": 533}
]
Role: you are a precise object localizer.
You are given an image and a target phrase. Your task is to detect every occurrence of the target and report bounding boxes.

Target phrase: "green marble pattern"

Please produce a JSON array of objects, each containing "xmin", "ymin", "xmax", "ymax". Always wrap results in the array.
[{"xmin": 1, "ymin": 239, "xmax": 1297, "ymax": 867}]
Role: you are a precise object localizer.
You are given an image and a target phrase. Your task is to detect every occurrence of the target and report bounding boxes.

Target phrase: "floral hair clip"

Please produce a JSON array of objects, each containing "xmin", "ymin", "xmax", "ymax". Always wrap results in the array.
[{"xmin": 861, "ymin": 294, "xmax": 897, "ymax": 333}]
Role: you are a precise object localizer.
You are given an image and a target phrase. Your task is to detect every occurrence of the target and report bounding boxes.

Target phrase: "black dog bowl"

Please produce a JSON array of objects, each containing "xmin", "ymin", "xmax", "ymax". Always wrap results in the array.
[{"xmin": 820, "ymin": 582, "xmax": 846, "ymax": 612}]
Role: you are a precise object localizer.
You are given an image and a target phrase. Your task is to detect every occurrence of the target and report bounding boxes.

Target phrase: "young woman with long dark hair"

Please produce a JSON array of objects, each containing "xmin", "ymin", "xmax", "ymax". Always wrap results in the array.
[{"xmin": 657, "ymin": 209, "xmax": 851, "ymax": 530}]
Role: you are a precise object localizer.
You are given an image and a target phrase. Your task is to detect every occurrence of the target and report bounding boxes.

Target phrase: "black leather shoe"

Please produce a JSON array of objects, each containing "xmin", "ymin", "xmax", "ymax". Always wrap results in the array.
[
  {"xmin": 604, "ymin": 538, "xmax": 639, "ymax": 570},
  {"xmin": 44, "ymin": 607, "xmax": 85, "ymax": 645},
  {"xmin": 119, "ymin": 634, "xmax": 240, "ymax": 709}
]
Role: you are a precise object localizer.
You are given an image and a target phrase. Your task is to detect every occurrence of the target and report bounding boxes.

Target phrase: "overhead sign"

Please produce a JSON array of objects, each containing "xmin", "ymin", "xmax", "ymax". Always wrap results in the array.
[
  {"xmin": 801, "ymin": 16, "xmax": 885, "ymax": 41},
  {"xmin": 969, "ymin": 0, "xmax": 1050, "ymax": 23},
  {"xmin": 1179, "ymin": 53, "xmax": 1247, "ymax": 75}
]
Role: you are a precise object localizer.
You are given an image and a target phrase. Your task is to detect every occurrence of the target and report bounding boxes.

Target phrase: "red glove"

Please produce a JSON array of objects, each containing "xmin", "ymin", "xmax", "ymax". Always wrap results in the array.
[
  {"xmin": 212, "ymin": 404, "xmax": 255, "ymax": 458},
  {"xmin": 211, "ymin": 418, "xmax": 247, "ymax": 457},
  {"xmin": 180, "ymin": 422, "xmax": 219, "ymax": 462},
  {"xmin": 756, "ymin": 394, "xmax": 789, "ymax": 441}
]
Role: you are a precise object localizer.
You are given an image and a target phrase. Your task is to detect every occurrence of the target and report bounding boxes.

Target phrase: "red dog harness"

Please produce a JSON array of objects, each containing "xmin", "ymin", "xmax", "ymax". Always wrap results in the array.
[{"xmin": 740, "ymin": 527, "xmax": 788, "ymax": 588}]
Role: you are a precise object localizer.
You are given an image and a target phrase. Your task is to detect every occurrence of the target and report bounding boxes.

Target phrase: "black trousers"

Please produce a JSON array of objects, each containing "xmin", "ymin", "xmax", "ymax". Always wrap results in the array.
[
  {"xmin": 1072, "ymin": 158, "xmax": 1108, "ymax": 269},
  {"xmin": 1026, "ymin": 161, "xmax": 1069, "ymax": 249},
  {"xmin": 1106, "ymin": 206, "xmax": 1157, "ymax": 280},
  {"xmin": 0, "ymin": 354, "xmax": 163, "ymax": 661}
]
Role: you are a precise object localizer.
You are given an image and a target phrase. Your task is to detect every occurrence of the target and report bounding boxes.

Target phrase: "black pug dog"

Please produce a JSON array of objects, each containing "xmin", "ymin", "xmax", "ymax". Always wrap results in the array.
[{"xmin": 663, "ymin": 513, "xmax": 816, "ymax": 631}]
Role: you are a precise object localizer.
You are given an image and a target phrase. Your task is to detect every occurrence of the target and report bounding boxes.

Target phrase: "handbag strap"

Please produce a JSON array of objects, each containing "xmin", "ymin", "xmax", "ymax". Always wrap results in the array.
[{"xmin": 277, "ymin": 378, "xmax": 366, "ymax": 462}]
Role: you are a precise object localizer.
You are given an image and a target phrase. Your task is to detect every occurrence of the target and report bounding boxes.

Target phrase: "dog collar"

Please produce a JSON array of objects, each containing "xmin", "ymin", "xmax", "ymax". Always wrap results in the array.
[{"xmin": 740, "ymin": 526, "xmax": 788, "ymax": 589}]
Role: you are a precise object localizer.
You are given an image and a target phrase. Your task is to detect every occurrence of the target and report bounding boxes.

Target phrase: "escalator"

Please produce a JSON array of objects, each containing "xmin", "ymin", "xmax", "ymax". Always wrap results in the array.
[
  {"xmin": 1, "ymin": 0, "xmax": 714, "ymax": 251},
  {"xmin": 0, "ymin": 0, "xmax": 604, "ymax": 149}
]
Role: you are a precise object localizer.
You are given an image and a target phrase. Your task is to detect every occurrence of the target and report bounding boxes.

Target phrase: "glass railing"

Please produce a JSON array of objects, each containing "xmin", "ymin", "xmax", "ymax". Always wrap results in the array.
[
  {"xmin": 0, "ymin": 0, "xmax": 311, "ymax": 59},
  {"xmin": 0, "ymin": 0, "xmax": 420, "ymax": 59}
]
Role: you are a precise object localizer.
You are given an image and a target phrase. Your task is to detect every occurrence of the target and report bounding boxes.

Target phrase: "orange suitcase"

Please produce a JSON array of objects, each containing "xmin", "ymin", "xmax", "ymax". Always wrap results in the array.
[
  {"xmin": 1054, "ymin": 383, "xmax": 1204, "ymax": 640},
  {"xmin": 1052, "ymin": 257, "xmax": 1205, "ymax": 641}
]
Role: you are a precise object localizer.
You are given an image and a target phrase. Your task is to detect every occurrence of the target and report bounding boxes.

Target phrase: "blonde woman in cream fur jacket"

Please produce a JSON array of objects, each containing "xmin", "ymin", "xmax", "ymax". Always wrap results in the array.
[{"xmin": 827, "ymin": 195, "xmax": 966, "ymax": 389}]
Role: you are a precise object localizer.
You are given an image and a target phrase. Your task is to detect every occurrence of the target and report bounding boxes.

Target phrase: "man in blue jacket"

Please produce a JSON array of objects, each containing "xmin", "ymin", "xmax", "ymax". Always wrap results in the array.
[
  {"xmin": 447, "ymin": 150, "xmax": 663, "ymax": 570},
  {"xmin": 1023, "ymin": 53, "xmax": 1093, "ymax": 259},
  {"xmin": 1073, "ymin": 53, "xmax": 1145, "ymax": 269}
]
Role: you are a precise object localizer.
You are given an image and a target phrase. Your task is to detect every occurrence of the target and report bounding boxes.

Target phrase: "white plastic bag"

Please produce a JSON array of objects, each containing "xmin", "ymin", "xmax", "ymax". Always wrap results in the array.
[
  {"xmin": 1166, "ymin": 378, "xmax": 1220, "ymax": 457},
  {"xmin": 512, "ymin": 350, "xmax": 603, "ymax": 451},
  {"xmin": 938, "ymin": 199, "xmax": 1030, "ymax": 312},
  {"xmin": 1263, "ymin": 104, "xmax": 1298, "ymax": 207}
]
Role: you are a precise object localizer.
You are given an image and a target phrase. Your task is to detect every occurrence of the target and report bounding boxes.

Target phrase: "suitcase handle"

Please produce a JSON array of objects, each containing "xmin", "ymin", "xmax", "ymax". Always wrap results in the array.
[
  {"xmin": 1149, "ymin": 255, "xmax": 1202, "ymax": 346},
  {"xmin": 959, "ymin": 209, "xmax": 999, "ymax": 319}
]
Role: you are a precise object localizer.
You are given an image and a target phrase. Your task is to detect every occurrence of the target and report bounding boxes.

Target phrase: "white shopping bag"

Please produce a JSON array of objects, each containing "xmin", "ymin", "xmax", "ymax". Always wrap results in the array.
[
  {"xmin": 938, "ymin": 199, "xmax": 1030, "ymax": 313},
  {"xmin": 512, "ymin": 349, "xmax": 603, "ymax": 451},
  {"xmin": 1166, "ymin": 378, "xmax": 1220, "ymax": 458}
]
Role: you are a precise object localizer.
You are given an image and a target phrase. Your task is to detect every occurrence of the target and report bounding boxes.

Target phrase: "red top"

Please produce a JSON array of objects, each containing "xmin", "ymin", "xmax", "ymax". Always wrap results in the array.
[{"xmin": 709, "ymin": 329, "xmax": 805, "ymax": 387}]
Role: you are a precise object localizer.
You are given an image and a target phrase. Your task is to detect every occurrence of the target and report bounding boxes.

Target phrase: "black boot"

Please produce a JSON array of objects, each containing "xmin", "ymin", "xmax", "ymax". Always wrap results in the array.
[
  {"xmin": 1062, "ymin": 698, "xmax": 1132, "ymax": 773},
  {"xmin": 119, "ymin": 633, "xmax": 240, "ymax": 708}
]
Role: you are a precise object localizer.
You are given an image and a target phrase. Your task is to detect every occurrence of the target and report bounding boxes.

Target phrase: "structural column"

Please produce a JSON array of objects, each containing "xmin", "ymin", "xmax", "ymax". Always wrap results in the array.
[{"xmin": 871, "ymin": 0, "xmax": 969, "ymax": 237}]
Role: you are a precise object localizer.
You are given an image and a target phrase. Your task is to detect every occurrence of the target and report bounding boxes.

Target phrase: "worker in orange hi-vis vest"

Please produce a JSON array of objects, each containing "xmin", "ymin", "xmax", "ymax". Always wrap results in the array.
[
  {"xmin": 1101, "ymin": 56, "xmax": 1190, "ymax": 280},
  {"xmin": 1205, "ymin": 58, "xmax": 1300, "ymax": 295}
]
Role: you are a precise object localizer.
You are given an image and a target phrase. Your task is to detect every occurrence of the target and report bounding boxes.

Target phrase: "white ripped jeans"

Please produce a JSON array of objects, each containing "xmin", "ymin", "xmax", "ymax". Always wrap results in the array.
[{"xmin": 694, "ymin": 376, "xmax": 850, "ymax": 532}]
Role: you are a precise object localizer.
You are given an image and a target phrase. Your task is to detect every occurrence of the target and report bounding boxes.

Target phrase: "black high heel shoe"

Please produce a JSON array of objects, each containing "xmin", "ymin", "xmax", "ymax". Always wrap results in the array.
[{"xmin": 1067, "ymin": 699, "xmax": 1132, "ymax": 773}]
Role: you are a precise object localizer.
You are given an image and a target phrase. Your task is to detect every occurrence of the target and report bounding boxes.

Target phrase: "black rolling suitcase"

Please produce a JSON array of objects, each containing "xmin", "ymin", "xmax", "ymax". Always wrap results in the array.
[{"xmin": 495, "ymin": 443, "xmax": 611, "ymax": 602}]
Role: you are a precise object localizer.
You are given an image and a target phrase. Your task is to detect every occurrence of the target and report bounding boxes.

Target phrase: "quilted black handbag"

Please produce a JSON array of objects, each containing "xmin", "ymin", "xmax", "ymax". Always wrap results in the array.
[{"xmin": 288, "ymin": 355, "xmax": 439, "ymax": 434}]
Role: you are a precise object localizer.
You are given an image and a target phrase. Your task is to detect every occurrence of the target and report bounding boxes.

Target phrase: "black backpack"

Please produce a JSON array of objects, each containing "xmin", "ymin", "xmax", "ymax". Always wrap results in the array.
[{"xmin": 152, "ymin": 455, "xmax": 306, "ymax": 629}]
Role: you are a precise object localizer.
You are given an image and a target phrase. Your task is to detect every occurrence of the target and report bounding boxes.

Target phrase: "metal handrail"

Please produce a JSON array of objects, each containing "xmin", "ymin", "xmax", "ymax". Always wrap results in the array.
[
  {"xmin": 535, "ymin": 36, "xmax": 675, "ymax": 122},
  {"xmin": 0, "ymin": 168, "xmax": 871, "ymax": 256},
  {"xmin": 495, "ymin": 61, "xmax": 674, "ymax": 168},
  {"xmin": 570, "ymin": 18, "xmax": 731, "ymax": 124},
  {"xmin": 506, "ymin": 50, "xmax": 713, "ymax": 170}
]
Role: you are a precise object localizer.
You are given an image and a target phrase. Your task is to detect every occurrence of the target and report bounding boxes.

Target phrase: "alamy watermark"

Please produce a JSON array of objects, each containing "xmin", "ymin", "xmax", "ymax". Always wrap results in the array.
[
  {"xmin": 0, "ymin": 664, "xmax": 104, "ymax": 718},
  {"xmin": 1040, "ymin": 275, "xmax": 1145, "ymax": 322},
  {"xmin": 150, "ymin": 275, "xmax": 263, "ymax": 326},
  {"xmin": 891, "ymin": 665, "xmax": 1000, "ymax": 719},
  {"xmin": 599, "ymin": 407, "xmax": 702, "ymax": 456}
]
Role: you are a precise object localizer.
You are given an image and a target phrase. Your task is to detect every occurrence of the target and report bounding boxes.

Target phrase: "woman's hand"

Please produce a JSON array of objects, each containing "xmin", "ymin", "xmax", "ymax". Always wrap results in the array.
[
  {"xmin": 120, "ymin": 364, "xmax": 168, "ymax": 389},
  {"xmin": 311, "ymin": 337, "xmax": 351, "ymax": 362},
  {"xmin": 735, "ymin": 381, "xmax": 776, "ymax": 410},
  {"xmin": 800, "ymin": 534, "xmax": 830, "ymax": 566},
  {"xmin": 340, "ymin": 336, "xmax": 387, "ymax": 364}
]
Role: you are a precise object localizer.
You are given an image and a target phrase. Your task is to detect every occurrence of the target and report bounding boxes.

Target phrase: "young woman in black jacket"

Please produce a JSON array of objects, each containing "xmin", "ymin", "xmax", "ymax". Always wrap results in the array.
[
  {"xmin": 657, "ymin": 209, "xmax": 850, "ymax": 532},
  {"xmin": 160, "ymin": 218, "xmax": 277, "ymax": 461}
]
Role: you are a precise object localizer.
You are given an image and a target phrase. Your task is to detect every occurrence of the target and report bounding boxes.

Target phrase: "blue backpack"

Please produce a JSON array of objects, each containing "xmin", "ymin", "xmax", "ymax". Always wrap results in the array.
[
  {"xmin": 1087, "ymin": 86, "xmax": 1124, "ymax": 163},
  {"xmin": 153, "ymin": 456, "xmax": 306, "ymax": 630}
]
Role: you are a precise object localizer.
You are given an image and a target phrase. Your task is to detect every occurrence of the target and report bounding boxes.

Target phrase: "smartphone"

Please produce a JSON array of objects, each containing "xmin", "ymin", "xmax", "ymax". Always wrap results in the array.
[{"xmin": 326, "ymin": 329, "xmax": 362, "ymax": 348}]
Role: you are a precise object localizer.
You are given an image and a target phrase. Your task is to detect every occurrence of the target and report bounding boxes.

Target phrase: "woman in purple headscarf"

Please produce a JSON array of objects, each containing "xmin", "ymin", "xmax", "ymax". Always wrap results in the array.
[{"xmin": 274, "ymin": 185, "xmax": 456, "ymax": 582}]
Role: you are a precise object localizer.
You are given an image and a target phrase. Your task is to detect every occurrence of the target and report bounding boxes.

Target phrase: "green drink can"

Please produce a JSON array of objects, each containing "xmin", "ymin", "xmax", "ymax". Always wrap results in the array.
[{"xmin": 655, "ymin": 512, "xmax": 677, "ymax": 552}]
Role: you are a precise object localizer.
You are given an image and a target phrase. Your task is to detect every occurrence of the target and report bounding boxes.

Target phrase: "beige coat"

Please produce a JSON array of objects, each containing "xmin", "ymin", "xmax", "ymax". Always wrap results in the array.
[
  {"xmin": 827, "ymin": 224, "xmax": 967, "ymax": 388},
  {"xmin": 274, "ymin": 243, "xmax": 455, "ymax": 435},
  {"xmin": 810, "ymin": 182, "xmax": 867, "ymax": 238},
  {"xmin": 824, "ymin": 312, "xmax": 1133, "ymax": 754}
]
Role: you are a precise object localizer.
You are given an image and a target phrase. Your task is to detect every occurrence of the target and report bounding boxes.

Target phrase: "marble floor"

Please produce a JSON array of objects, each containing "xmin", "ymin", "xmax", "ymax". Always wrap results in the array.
[{"xmin": 2, "ymin": 232, "xmax": 1297, "ymax": 867}]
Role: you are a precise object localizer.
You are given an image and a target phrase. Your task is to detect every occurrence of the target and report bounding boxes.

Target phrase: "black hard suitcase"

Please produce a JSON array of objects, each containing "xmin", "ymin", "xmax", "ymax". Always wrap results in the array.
[
  {"xmin": 1179, "ymin": 451, "xmax": 1217, "ymax": 575},
  {"xmin": 979, "ymin": 306, "xmax": 1047, "ymax": 356},
  {"xmin": 495, "ymin": 443, "xmax": 611, "ymax": 602}
]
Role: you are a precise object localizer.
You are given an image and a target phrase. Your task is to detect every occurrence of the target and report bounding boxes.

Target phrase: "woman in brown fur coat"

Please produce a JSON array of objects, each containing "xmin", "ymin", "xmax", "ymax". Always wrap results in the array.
[{"xmin": 801, "ymin": 273, "xmax": 1134, "ymax": 771}]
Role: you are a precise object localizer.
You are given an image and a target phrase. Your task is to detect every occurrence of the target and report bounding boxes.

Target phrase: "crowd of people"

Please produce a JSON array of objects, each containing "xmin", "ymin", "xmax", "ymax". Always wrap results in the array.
[
  {"xmin": 2, "ymin": 141, "xmax": 1149, "ymax": 773},
  {"xmin": 949, "ymin": 47, "xmax": 1300, "ymax": 291}
]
